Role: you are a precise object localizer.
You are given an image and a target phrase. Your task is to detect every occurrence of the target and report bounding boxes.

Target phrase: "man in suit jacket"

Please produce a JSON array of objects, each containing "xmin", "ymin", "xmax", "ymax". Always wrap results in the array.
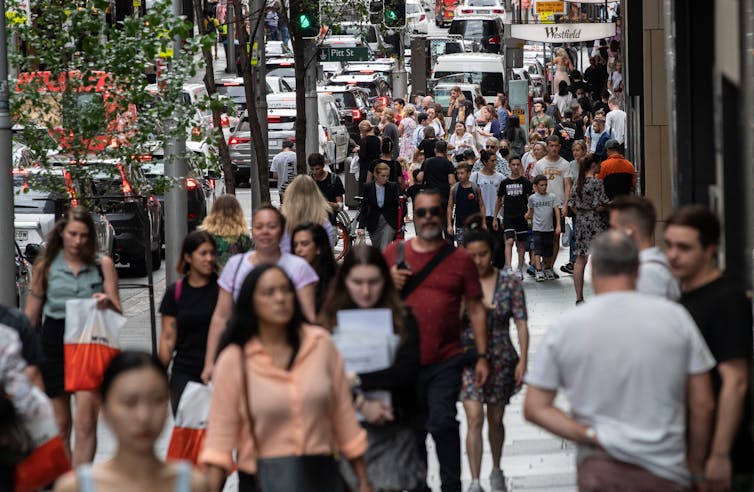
[{"xmin": 358, "ymin": 162, "xmax": 402, "ymax": 250}]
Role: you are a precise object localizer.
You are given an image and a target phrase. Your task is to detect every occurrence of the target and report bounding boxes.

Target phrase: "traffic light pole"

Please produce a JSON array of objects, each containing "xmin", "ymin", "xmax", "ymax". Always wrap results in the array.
[
  {"xmin": 0, "ymin": 0, "xmax": 16, "ymax": 306},
  {"xmin": 393, "ymin": 34, "xmax": 408, "ymax": 99},
  {"xmin": 250, "ymin": 0, "xmax": 266, "ymax": 210},
  {"xmin": 305, "ymin": 39, "xmax": 319, "ymax": 160}
]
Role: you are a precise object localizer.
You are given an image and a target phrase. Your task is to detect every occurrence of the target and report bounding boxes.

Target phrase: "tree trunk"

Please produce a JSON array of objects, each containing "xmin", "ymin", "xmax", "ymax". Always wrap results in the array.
[
  {"xmin": 289, "ymin": 0, "xmax": 308, "ymax": 174},
  {"xmin": 193, "ymin": 0, "xmax": 236, "ymax": 194},
  {"xmin": 233, "ymin": 0, "xmax": 271, "ymax": 203}
]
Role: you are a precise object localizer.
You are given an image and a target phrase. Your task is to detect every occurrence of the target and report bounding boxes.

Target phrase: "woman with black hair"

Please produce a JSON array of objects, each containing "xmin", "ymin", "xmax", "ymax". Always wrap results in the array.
[
  {"xmin": 504, "ymin": 115, "xmax": 527, "ymax": 158},
  {"xmin": 54, "ymin": 351, "xmax": 208, "ymax": 492},
  {"xmin": 158, "ymin": 230, "xmax": 219, "ymax": 415},
  {"xmin": 200, "ymin": 265, "xmax": 372, "ymax": 492},
  {"xmin": 459, "ymin": 215, "xmax": 529, "ymax": 492},
  {"xmin": 318, "ymin": 245, "xmax": 425, "ymax": 492},
  {"xmin": 291, "ymin": 222, "xmax": 337, "ymax": 309}
]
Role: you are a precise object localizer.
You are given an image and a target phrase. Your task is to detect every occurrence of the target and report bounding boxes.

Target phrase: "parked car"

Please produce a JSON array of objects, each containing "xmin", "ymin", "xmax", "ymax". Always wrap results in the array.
[
  {"xmin": 432, "ymin": 53, "xmax": 507, "ymax": 103},
  {"xmin": 407, "ymin": 0, "xmax": 430, "ymax": 33},
  {"xmin": 329, "ymin": 73, "xmax": 392, "ymax": 106},
  {"xmin": 318, "ymin": 84, "xmax": 373, "ymax": 143},
  {"xmin": 329, "ymin": 22, "xmax": 393, "ymax": 55},
  {"xmin": 448, "ymin": 15, "xmax": 505, "ymax": 54},
  {"xmin": 435, "ymin": 0, "xmax": 461, "ymax": 27},
  {"xmin": 455, "ymin": 0, "xmax": 505, "ymax": 20}
]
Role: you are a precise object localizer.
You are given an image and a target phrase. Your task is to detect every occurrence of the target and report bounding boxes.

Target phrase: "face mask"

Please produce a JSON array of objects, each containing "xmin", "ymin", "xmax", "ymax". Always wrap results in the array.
[{"xmin": 500, "ymin": 147, "xmax": 510, "ymax": 157}]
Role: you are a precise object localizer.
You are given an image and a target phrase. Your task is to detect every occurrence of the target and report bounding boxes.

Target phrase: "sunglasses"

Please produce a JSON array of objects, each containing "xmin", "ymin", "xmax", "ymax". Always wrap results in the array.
[
  {"xmin": 485, "ymin": 145, "xmax": 497, "ymax": 149},
  {"xmin": 415, "ymin": 206, "xmax": 442, "ymax": 218}
]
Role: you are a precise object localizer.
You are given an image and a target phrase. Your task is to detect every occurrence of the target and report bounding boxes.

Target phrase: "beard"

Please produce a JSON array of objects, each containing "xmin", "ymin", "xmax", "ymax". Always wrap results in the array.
[{"xmin": 417, "ymin": 222, "xmax": 443, "ymax": 240}]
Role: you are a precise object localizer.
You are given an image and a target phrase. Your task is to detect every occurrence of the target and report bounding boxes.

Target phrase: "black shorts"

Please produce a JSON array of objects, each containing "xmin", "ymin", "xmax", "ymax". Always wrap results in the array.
[
  {"xmin": 503, "ymin": 216, "xmax": 530, "ymax": 241},
  {"xmin": 533, "ymin": 231, "xmax": 554, "ymax": 258},
  {"xmin": 40, "ymin": 317, "xmax": 66, "ymax": 398}
]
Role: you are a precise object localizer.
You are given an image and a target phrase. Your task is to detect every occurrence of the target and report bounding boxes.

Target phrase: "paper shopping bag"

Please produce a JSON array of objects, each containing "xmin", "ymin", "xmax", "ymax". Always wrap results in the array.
[
  {"xmin": 166, "ymin": 382, "xmax": 212, "ymax": 464},
  {"xmin": 15, "ymin": 387, "xmax": 71, "ymax": 492},
  {"xmin": 64, "ymin": 298, "xmax": 127, "ymax": 392}
]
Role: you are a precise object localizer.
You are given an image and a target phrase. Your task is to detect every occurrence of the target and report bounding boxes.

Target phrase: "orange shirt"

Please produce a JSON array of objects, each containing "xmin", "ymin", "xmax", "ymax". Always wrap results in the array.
[
  {"xmin": 199, "ymin": 325, "xmax": 367, "ymax": 473},
  {"xmin": 597, "ymin": 154, "xmax": 636, "ymax": 188}
]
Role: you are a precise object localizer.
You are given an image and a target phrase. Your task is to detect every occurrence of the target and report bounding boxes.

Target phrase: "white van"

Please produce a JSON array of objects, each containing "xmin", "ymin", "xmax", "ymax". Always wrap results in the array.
[{"xmin": 431, "ymin": 53, "xmax": 507, "ymax": 103}]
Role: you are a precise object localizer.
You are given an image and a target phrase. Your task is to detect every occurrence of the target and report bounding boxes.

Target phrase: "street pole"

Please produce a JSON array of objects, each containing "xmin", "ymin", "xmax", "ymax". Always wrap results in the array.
[
  {"xmin": 165, "ymin": 0, "xmax": 188, "ymax": 286},
  {"xmin": 227, "ymin": 3, "xmax": 236, "ymax": 74},
  {"xmin": 392, "ymin": 35, "xmax": 408, "ymax": 100},
  {"xmin": 250, "ymin": 0, "xmax": 266, "ymax": 210},
  {"xmin": 0, "ymin": 0, "xmax": 16, "ymax": 306},
  {"xmin": 304, "ymin": 39, "xmax": 319, "ymax": 160}
]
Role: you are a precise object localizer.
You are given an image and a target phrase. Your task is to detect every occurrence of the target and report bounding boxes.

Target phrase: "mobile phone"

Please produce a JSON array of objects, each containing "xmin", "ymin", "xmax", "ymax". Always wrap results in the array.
[{"xmin": 397, "ymin": 261, "xmax": 411, "ymax": 271}]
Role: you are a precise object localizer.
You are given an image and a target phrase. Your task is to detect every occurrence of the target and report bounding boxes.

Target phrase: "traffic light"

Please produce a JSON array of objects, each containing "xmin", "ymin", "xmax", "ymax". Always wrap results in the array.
[
  {"xmin": 369, "ymin": 0, "xmax": 383, "ymax": 25},
  {"xmin": 382, "ymin": 0, "xmax": 406, "ymax": 28},
  {"xmin": 294, "ymin": 6, "xmax": 319, "ymax": 38}
]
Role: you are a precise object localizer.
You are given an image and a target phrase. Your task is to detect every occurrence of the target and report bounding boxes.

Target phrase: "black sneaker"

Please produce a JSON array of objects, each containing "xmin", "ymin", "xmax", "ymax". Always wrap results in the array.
[{"xmin": 560, "ymin": 262, "xmax": 574, "ymax": 275}]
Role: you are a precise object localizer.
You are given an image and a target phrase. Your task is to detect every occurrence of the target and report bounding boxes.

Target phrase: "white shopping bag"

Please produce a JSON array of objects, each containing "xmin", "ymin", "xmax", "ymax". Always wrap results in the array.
[{"xmin": 166, "ymin": 382, "xmax": 212, "ymax": 464}]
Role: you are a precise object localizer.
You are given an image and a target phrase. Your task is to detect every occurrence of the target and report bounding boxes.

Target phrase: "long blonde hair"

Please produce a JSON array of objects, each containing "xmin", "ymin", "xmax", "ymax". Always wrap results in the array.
[
  {"xmin": 280, "ymin": 175, "xmax": 331, "ymax": 234},
  {"xmin": 200, "ymin": 194, "xmax": 249, "ymax": 237}
]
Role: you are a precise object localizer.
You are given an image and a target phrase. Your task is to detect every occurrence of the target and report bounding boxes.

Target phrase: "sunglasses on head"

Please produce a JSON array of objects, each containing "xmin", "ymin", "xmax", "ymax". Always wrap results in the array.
[{"xmin": 415, "ymin": 206, "xmax": 442, "ymax": 218}]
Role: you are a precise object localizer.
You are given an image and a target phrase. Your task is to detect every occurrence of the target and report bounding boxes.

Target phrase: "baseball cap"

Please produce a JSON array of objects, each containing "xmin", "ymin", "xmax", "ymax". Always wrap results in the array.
[{"xmin": 605, "ymin": 139, "xmax": 621, "ymax": 150}]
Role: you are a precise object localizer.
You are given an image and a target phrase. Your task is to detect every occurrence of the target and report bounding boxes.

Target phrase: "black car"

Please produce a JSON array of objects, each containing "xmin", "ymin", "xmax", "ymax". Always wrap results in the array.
[
  {"xmin": 319, "ymin": 85, "xmax": 373, "ymax": 143},
  {"xmin": 449, "ymin": 15, "xmax": 504, "ymax": 54}
]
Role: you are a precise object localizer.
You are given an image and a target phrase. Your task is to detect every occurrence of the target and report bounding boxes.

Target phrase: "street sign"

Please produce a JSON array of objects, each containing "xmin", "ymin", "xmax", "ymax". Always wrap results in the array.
[
  {"xmin": 318, "ymin": 47, "xmax": 370, "ymax": 62},
  {"xmin": 535, "ymin": 1, "xmax": 564, "ymax": 13}
]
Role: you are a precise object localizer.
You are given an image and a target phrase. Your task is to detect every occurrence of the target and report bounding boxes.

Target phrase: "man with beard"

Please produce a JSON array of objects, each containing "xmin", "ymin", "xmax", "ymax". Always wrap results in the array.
[{"xmin": 384, "ymin": 189, "xmax": 490, "ymax": 492}]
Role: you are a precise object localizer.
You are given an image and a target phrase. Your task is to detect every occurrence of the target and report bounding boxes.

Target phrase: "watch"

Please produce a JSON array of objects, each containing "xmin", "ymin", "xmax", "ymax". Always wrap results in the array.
[
  {"xmin": 477, "ymin": 352, "xmax": 489, "ymax": 361},
  {"xmin": 584, "ymin": 427, "xmax": 597, "ymax": 445}
]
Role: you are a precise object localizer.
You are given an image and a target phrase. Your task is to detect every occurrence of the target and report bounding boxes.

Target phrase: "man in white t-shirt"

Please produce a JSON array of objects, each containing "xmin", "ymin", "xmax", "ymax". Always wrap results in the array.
[
  {"xmin": 605, "ymin": 96, "xmax": 627, "ymax": 146},
  {"xmin": 524, "ymin": 230, "xmax": 715, "ymax": 489},
  {"xmin": 271, "ymin": 140, "xmax": 297, "ymax": 202},
  {"xmin": 608, "ymin": 196, "xmax": 680, "ymax": 300},
  {"xmin": 533, "ymin": 135, "xmax": 572, "ymax": 274}
]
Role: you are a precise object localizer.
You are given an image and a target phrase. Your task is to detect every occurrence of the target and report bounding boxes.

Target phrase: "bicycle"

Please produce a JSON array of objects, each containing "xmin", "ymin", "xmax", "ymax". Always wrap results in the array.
[{"xmin": 333, "ymin": 197, "xmax": 362, "ymax": 262}]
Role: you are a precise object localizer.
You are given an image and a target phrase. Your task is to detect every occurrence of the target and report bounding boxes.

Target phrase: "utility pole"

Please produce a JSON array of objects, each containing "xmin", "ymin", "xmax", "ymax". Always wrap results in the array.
[
  {"xmin": 226, "ymin": 3, "xmax": 236, "ymax": 74},
  {"xmin": 304, "ymin": 39, "xmax": 319, "ymax": 159},
  {"xmin": 250, "ymin": 0, "xmax": 267, "ymax": 210},
  {"xmin": 392, "ymin": 35, "xmax": 408, "ymax": 99},
  {"xmin": 165, "ymin": 0, "xmax": 188, "ymax": 286},
  {"xmin": 0, "ymin": 0, "xmax": 16, "ymax": 306}
]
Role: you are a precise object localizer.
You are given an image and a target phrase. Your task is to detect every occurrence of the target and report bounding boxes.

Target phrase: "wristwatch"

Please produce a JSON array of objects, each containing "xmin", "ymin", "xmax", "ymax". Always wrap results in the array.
[
  {"xmin": 584, "ymin": 427, "xmax": 597, "ymax": 445},
  {"xmin": 477, "ymin": 352, "xmax": 489, "ymax": 361}
]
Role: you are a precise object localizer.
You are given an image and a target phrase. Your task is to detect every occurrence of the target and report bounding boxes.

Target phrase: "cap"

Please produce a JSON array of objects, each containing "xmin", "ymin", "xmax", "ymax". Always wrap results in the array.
[
  {"xmin": 282, "ymin": 140, "xmax": 294, "ymax": 149},
  {"xmin": 605, "ymin": 139, "xmax": 621, "ymax": 150}
]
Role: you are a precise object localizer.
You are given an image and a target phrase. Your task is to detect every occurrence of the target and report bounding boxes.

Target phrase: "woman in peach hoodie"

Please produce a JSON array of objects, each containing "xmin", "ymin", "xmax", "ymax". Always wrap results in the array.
[{"xmin": 200, "ymin": 264, "xmax": 371, "ymax": 492}]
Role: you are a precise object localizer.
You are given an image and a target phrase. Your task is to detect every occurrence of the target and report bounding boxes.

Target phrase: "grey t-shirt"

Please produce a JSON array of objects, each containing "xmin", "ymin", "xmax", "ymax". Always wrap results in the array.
[
  {"xmin": 526, "ymin": 291, "xmax": 715, "ymax": 486},
  {"xmin": 637, "ymin": 247, "xmax": 681, "ymax": 301},
  {"xmin": 527, "ymin": 192, "xmax": 560, "ymax": 231},
  {"xmin": 272, "ymin": 151, "xmax": 297, "ymax": 193}
]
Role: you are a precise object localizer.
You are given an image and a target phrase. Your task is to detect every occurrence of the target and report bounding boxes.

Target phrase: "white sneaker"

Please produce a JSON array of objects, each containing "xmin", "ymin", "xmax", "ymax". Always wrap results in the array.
[
  {"xmin": 467, "ymin": 481, "xmax": 485, "ymax": 492},
  {"xmin": 489, "ymin": 469, "xmax": 507, "ymax": 492},
  {"xmin": 535, "ymin": 270, "xmax": 545, "ymax": 282},
  {"xmin": 516, "ymin": 269, "xmax": 524, "ymax": 280},
  {"xmin": 544, "ymin": 268, "xmax": 556, "ymax": 280}
]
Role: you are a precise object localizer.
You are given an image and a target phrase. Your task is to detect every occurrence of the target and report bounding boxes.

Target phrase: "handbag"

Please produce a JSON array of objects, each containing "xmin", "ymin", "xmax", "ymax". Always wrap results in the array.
[
  {"xmin": 238, "ymin": 351, "xmax": 347, "ymax": 492},
  {"xmin": 0, "ymin": 393, "xmax": 33, "ymax": 466},
  {"xmin": 473, "ymin": 126, "xmax": 487, "ymax": 150},
  {"xmin": 166, "ymin": 382, "xmax": 211, "ymax": 465}
]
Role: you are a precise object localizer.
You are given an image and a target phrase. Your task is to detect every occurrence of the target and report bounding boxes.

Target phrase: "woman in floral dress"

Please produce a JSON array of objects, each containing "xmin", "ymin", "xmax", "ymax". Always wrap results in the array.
[
  {"xmin": 398, "ymin": 105, "xmax": 417, "ymax": 162},
  {"xmin": 199, "ymin": 195, "xmax": 252, "ymax": 270},
  {"xmin": 568, "ymin": 153, "xmax": 609, "ymax": 303},
  {"xmin": 459, "ymin": 216, "xmax": 529, "ymax": 492}
]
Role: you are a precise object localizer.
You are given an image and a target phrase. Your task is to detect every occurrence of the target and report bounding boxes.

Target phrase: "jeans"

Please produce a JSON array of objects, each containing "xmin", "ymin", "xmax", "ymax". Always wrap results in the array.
[{"xmin": 411, "ymin": 354, "xmax": 465, "ymax": 492}]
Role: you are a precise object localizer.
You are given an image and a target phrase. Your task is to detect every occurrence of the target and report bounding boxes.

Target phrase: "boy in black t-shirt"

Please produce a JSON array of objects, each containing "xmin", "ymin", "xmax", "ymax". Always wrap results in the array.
[
  {"xmin": 446, "ymin": 162, "xmax": 484, "ymax": 245},
  {"xmin": 309, "ymin": 153, "xmax": 345, "ymax": 211},
  {"xmin": 494, "ymin": 156, "xmax": 533, "ymax": 278}
]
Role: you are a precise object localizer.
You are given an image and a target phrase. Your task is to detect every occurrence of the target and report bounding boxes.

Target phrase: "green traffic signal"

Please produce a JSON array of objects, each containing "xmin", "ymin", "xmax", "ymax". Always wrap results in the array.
[
  {"xmin": 382, "ymin": 0, "xmax": 405, "ymax": 27},
  {"xmin": 296, "ymin": 9, "xmax": 319, "ymax": 37},
  {"xmin": 299, "ymin": 14, "xmax": 311, "ymax": 29},
  {"xmin": 386, "ymin": 10, "xmax": 397, "ymax": 20}
]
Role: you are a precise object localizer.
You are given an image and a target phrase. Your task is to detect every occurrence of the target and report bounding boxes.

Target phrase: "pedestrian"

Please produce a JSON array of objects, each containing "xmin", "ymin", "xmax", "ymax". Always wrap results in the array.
[
  {"xmin": 568, "ymin": 154, "xmax": 609, "ymax": 303},
  {"xmin": 291, "ymin": 222, "xmax": 337, "ymax": 308},
  {"xmin": 521, "ymin": 139, "xmax": 545, "ymax": 181},
  {"xmin": 608, "ymin": 60, "xmax": 624, "ymax": 99},
  {"xmin": 503, "ymin": 116, "xmax": 527, "ymax": 158},
  {"xmin": 281, "ymin": 174, "xmax": 336, "ymax": 248},
  {"xmin": 393, "ymin": 98, "xmax": 405, "ymax": 125},
  {"xmin": 310, "ymin": 152, "xmax": 345, "ymax": 212},
  {"xmin": 493, "ymin": 155, "xmax": 534, "ymax": 278},
  {"xmin": 596, "ymin": 139, "xmax": 635, "ymax": 199},
  {"xmin": 398, "ymin": 105, "xmax": 418, "ymax": 162},
  {"xmin": 526, "ymin": 175, "xmax": 561, "ymax": 281},
  {"xmin": 417, "ymin": 125, "xmax": 439, "ymax": 159},
  {"xmin": 265, "ymin": 5, "xmax": 279, "ymax": 40},
  {"xmin": 460, "ymin": 216, "xmax": 529, "ymax": 492},
  {"xmin": 54, "ymin": 352, "xmax": 208, "ymax": 492},
  {"xmin": 318, "ymin": 245, "xmax": 426, "ymax": 492},
  {"xmin": 384, "ymin": 189, "xmax": 490, "ymax": 492},
  {"xmin": 533, "ymin": 135, "xmax": 572, "ymax": 275},
  {"xmin": 24, "ymin": 206, "xmax": 122, "ymax": 465},
  {"xmin": 493, "ymin": 94, "xmax": 509, "ymax": 136},
  {"xmin": 471, "ymin": 149, "xmax": 506, "ymax": 268},
  {"xmin": 158, "ymin": 231, "xmax": 219, "ymax": 415},
  {"xmin": 473, "ymin": 137, "xmax": 510, "ymax": 176},
  {"xmin": 556, "ymin": 110, "xmax": 578, "ymax": 162},
  {"xmin": 414, "ymin": 112, "xmax": 429, "ymax": 148},
  {"xmin": 201, "ymin": 205, "xmax": 318, "ymax": 382},
  {"xmin": 0, "ymin": 301, "xmax": 44, "ymax": 389},
  {"xmin": 199, "ymin": 194, "xmax": 251, "ymax": 270},
  {"xmin": 358, "ymin": 162, "xmax": 403, "ymax": 251},
  {"xmin": 426, "ymin": 106, "xmax": 445, "ymax": 139},
  {"xmin": 368, "ymin": 138, "xmax": 405, "ymax": 188},
  {"xmin": 448, "ymin": 121, "xmax": 476, "ymax": 160},
  {"xmin": 529, "ymin": 101, "xmax": 554, "ymax": 137},
  {"xmin": 605, "ymin": 95, "xmax": 626, "ymax": 148},
  {"xmin": 380, "ymin": 107, "xmax": 400, "ymax": 160},
  {"xmin": 446, "ymin": 162, "xmax": 484, "ymax": 245},
  {"xmin": 608, "ymin": 196, "xmax": 680, "ymax": 299},
  {"xmin": 200, "ymin": 265, "xmax": 372, "ymax": 492},
  {"xmin": 356, "ymin": 120, "xmax": 382, "ymax": 195},
  {"xmin": 417, "ymin": 140, "xmax": 456, "ymax": 211},
  {"xmin": 271, "ymin": 140, "xmax": 297, "ymax": 203},
  {"xmin": 559, "ymin": 139, "xmax": 587, "ymax": 276},
  {"xmin": 552, "ymin": 81, "xmax": 573, "ymax": 117},
  {"xmin": 473, "ymin": 106, "xmax": 497, "ymax": 152},
  {"xmin": 524, "ymin": 230, "xmax": 716, "ymax": 491},
  {"xmin": 585, "ymin": 115, "xmax": 609, "ymax": 155},
  {"xmin": 584, "ymin": 55, "xmax": 608, "ymax": 97},
  {"xmin": 665, "ymin": 205, "xmax": 754, "ymax": 489}
]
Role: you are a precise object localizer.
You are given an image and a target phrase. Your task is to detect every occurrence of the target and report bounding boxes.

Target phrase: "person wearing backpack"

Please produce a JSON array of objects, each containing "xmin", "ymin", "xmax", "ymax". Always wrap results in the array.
[
  {"xmin": 158, "ymin": 231, "xmax": 219, "ymax": 415},
  {"xmin": 446, "ymin": 162, "xmax": 485, "ymax": 245}
]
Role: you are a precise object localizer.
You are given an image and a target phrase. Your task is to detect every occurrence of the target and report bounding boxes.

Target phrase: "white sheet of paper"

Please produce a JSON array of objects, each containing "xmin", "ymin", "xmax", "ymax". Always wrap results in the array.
[
  {"xmin": 336, "ymin": 308, "xmax": 393, "ymax": 336},
  {"xmin": 333, "ymin": 332, "xmax": 394, "ymax": 373}
]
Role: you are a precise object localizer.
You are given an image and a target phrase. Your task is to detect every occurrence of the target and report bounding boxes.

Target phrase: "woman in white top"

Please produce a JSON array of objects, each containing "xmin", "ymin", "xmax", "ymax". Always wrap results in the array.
[
  {"xmin": 448, "ymin": 121, "xmax": 476, "ymax": 159},
  {"xmin": 474, "ymin": 106, "xmax": 496, "ymax": 151}
]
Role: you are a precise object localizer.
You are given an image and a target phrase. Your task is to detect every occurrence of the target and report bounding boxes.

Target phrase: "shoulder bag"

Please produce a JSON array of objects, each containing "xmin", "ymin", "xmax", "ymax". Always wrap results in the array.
[{"xmin": 398, "ymin": 240, "xmax": 455, "ymax": 300}]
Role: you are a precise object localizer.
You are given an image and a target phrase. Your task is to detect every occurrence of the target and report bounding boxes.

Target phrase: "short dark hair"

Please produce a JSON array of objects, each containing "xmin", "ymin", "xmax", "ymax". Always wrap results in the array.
[
  {"xmin": 434, "ymin": 140, "xmax": 448, "ymax": 154},
  {"xmin": 307, "ymin": 152, "xmax": 325, "ymax": 168},
  {"xmin": 533, "ymin": 174, "xmax": 548, "ymax": 185},
  {"xmin": 665, "ymin": 204, "xmax": 721, "ymax": 247},
  {"xmin": 545, "ymin": 134, "xmax": 560, "ymax": 145},
  {"xmin": 417, "ymin": 112, "xmax": 428, "ymax": 124},
  {"xmin": 415, "ymin": 188, "xmax": 443, "ymax": 204},
  {"xmin": 394, "ymin": 98, "xmax": 405, "ymax": 106},
  {"xmin": 282, "ymin": 140, "xmax": 294, "ymax": 149},
  {"xmin": 610, "ymin": 196, "xmax": 656, "ymax": 239},
  {"xmin": 590, "ymin": 230, "xmax": 639, "ymax": 277},
  {"xmin": 456, "ymin": 162, "xmax": 471, "ymax": 172}
]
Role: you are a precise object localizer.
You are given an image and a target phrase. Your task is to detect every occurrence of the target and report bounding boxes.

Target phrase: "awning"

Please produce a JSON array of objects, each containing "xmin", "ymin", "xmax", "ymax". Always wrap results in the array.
[{"xmin": 510, "ymin": 22, "xmax": 616, "ymax": 43}]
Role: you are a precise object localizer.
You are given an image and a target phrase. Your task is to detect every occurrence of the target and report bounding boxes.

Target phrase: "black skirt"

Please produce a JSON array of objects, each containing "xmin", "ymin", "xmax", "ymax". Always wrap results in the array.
[{"xmin": 40, "ymin": 317, "xmax": 66, "ymax": 398}]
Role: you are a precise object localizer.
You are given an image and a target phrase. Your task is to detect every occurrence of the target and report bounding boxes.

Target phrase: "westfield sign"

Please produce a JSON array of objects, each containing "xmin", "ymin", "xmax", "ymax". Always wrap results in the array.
[{"xmin": 510, "ymin": 22, "xmax": 616, "ymax": 43}]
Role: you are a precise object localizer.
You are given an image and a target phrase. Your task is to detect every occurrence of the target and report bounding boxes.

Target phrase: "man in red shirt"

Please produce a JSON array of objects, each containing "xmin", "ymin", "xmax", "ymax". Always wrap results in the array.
[{"xmin": 384, "ymin": 189, "xmax": 489, "ymax": 492}]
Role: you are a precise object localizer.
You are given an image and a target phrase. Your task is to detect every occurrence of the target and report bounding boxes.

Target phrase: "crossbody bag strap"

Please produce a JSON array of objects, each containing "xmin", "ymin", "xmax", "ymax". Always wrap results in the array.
[
  {"xmin": 239, "ymin": 347, "xmax": 256, "ymax": 444},
  {"xmin": 400, "ymin": 243, "xmax": 455, "ymax": 300}
]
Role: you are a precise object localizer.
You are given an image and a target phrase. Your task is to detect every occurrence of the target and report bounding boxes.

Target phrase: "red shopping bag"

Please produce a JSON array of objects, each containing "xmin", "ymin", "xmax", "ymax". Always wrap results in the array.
[
  {"xmin": 64, "ymin": 298, "xmax": 126, "ymax": 392},
  {"xmin": 166, "ymin": 382, "xmax": 211, "ymax": 465},
  {"xmin": 15, "ymin": 388, "xmax": 71, "ymax": 492}
]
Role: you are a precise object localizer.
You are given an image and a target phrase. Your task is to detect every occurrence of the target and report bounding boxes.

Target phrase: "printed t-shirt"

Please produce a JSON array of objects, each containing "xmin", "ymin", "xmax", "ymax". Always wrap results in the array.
[
  {"xmin": 383, "ymin": 240, "xmax": 482, "ymax": 365},
  {"xmin": 159, "ymin": 275, "xmax": 220, "ymax": 377},
  {"xmin": 498, "ymin": 176, "xmax": 534, "ymax": 219},
  {"xmin": 533, "ymin": 156, "xmax": 571, "ymax": 206},
  {"xmin": 528, "ymin": 192, "xmax": 560, "ymax": 232},
  {"xmin": 470, "ymin": 171, "xmax": 504, "ymax": 217},
  {"xmin": 219, "ymin": 251, "xmax": 319, "ymax": 301}
]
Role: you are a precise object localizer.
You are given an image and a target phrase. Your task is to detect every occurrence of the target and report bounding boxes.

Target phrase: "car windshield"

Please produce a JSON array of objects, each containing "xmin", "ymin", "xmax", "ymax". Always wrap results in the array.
[
  {"xmin": 467, "ymin": 0, "xmax": 498, "ymax": 6},
  {"xmin": 330, "ymin": 92, "xmax": 357, "ymax": 108},
  {"xmin": 336, "ymin": 25, "xmax": 377, "ymax": 43},
  {"xmin": 14, "ymin": 173, "xmax": 66, "ymax": 213},
  {"xmin": 449, "ymin": 20, "xmax": 497, "ymax": 38},
  {"xmin": 434, "ymin": 71, "xmax": 502, "ymax": 96},
  {"xmin": 407, "ymin": 3, "xmax": 422, "ymax": 13},
  {"xmin": 430, "ymin": 39, "xmax": 463, "ymax": 56}
]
